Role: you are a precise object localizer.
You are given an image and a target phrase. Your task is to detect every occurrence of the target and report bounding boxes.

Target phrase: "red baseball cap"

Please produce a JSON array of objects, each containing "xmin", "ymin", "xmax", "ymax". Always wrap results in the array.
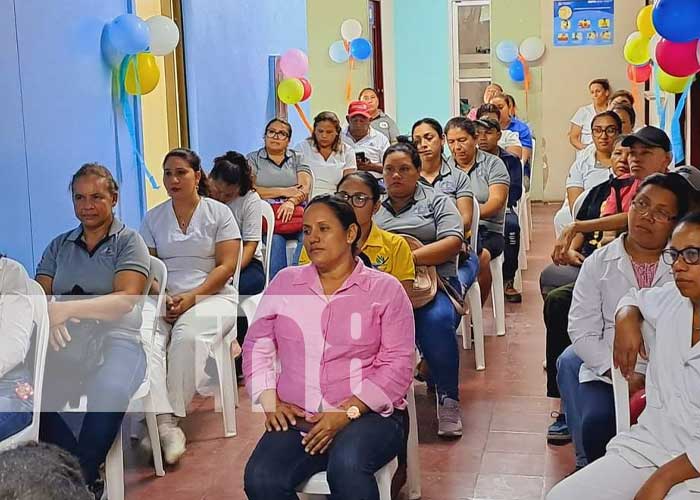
[{"xmin": 347, "ymin": 100, "xmax": 371, "ymax": 118}]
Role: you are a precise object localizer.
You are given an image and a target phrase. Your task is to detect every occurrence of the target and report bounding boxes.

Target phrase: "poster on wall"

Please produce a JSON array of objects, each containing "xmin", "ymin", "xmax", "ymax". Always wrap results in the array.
[{"xmin": 553, "ymin": 0, "xmax": 614, "ymax": 47}]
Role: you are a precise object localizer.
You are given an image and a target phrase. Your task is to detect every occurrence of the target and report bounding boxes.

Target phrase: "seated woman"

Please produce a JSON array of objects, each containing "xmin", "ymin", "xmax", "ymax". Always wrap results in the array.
[
  {"xmin": 466, "ymin": 82, "xmax": 503, "ymax": 120},
  {"xmin": 445, "ymin": 117, "xmax": 510, "ymax": 306},
  {"xmin": 0, "ymin": 256, "xmax": 35, "ymax": 442},
  {"xmin": 476, "ymin": 103, "xmax": 523, "ymax": 159},
  {"xmin": 36, "ymin": 164, "xmax": 149, "ymax": 496},
  {"xmin": 569, "ymin": 79, "xmax": 611, "ymax": 155},
  {"xmin": 243, "ymin": 195, "xmax": 414, "ymax": 500},
  {"xmin": 609, "ymin": 89, "xmax": 634, "ymax": 109},
  {"xmin": 359, "ymin": 87, "xmax": 400, "ymax": 144},
  {"xmin": 294, "ymin": 111, "xmax": 356, "ymax": 198},
  {"xmin": 553, "ymin": 111, "xmax": 621, "ymax": 237},
  {"xmin": 549, "ymin": 210, "xmax": 700, "ymax": 500},
  {"xmin": 374, "ymin": 141, "xmax": 464, "ymax": 437},
  {"xmin": 556, "ymin": 173, "xmax": 690, "ymax": 471},
  {"xmin": 139, "ymin": 148, "xmax": 241, "ymax": 464},
  {"xmin": 412, "ymin": 118, "xmax": 479, "ymax": 292},
  {"xmin": 248, "ymin": 118, "xmax": 312, "ymax": 278},
  {"xmin": 611, "ymin": 103, "xmax": 636, "ymax": 135},
  {"xmin": 489, "ymin": 94, "xmax": 533, "ymax": 166}
]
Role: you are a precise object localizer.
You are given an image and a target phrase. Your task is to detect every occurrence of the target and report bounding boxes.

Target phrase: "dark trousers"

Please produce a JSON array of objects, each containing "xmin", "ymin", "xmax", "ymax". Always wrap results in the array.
[
  {"xmin": 244, "ymin": 411, "xmax": 405, "ymax": 500},
  {"xmin": 39, "ymin": 336, "xmax": 146, "ymax": 484},
  {"xmin": 579, "ymin": 381, "xmax": 616, "ymax": 463},
  {"xmin": 544, "ymin": 283, "xmax": 575, "ymax": 398},
  {"xmin": 502, "ymin": 209, "xmax": 520, "ymax": 282}
]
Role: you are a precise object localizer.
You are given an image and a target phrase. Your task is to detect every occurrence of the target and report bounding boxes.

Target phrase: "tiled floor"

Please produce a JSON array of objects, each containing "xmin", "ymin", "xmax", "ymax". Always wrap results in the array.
[{"xmin": 124, "ymin": 203, "xmax": 574, "ymax": 500}]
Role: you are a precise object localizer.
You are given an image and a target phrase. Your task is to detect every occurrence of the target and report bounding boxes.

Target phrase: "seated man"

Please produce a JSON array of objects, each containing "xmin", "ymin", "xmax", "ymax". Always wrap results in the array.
[
  {"xmin": 341, "ymin": 101, "xmax": 390, "ymax": 179},
  {"xmin": 548, "ymin": 212, "xmax": 700, "ymax": 499}
]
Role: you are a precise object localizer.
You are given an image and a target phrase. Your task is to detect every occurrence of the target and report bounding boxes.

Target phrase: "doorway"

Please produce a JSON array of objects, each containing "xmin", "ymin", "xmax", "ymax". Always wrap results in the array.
[{"xmin": 369, "ymin": 0, "xmax": 385, "ymax": 109}]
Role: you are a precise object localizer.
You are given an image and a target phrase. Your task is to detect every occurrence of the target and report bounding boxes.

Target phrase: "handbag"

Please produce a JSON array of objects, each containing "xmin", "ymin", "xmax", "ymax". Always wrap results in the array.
[
  {"xmin": 263, "ymin": 201, "xmax": 305, "ymax": 235},
  {"xmin": 399, "ymin": 235, "xmax": 438, "ymax": 309}
]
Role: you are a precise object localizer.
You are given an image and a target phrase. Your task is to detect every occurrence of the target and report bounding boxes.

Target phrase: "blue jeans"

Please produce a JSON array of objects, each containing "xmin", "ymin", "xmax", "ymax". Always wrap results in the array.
[
  {"xmin": 0, "ymin": 366, "xmax": 33, "ymax": 441},
  {"xmin": 244, "ymin": 411, "xmax": 405, "ymax": 500},
  {"xmin": 458, "ymin": 250, "xmax": 480, "ymax": 292},
  {"xmin": 39, "ymin": 336, "xmax": 146, "ymax": 484},
  {"xmin": 239, "ymin": 258, "xmax": 266, "ymax": 297},
  {"xmin": 556, "ymin": 346, "xmax": 586, "ymax": 467},
  {"xmin": 414, "ymin": 288, "xmax": 461, "ymax": 400},
  {"xmin": 503, "ymin": 209, "xmax": 520, "ymax": 282},
  {"xmin": 268, "ymin": 232, "xmax": 304, "ymax": 280}
]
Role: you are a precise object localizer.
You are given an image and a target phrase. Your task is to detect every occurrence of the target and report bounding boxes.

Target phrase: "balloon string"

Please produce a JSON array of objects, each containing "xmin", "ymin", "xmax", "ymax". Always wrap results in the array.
[
  {"xmin": 345, "ymin": 57, "xmax": 354, "ymax": 102},
  {"xmin": 653, "ymin": 69, "xmax": 666, "ymax": 131},
  {"xmin": 294, "ymin": 103, "xmax": 313, "ymax": 134},
  {"xmin": 519, "ymin": 56, "xmax": 531, "ymax": 115},
  {"xmin": 671, "ymin": 81, "xmax": 692, "ymax": 163}
]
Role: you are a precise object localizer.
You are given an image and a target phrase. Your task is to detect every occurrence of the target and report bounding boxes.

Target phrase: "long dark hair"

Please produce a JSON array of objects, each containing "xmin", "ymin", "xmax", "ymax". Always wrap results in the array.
[
  {"xmin": 411, "ymin": 118, "xmax": 444, "ymax": 138},
  {"xmin": 210, "ymin": 150, "xmax": 253, "ymax": 196},
  {"xmin": 338, "ymin": 171, "xmax": 385, "ymax": 203},
  {"xmin": 383, "ymin": 136, "xmax": 421, "ymax": 169},
  {"xmin": 310, "ymin": 111, "xmax": 342, "ymax": 153},
  {"xmin": 444, "ymin": 116, "xmax": 477, "ymax": 138},
  {"xmin": 306, "ymin": 194, "xmax": 362, "ymax": 255},
  {"xmin": 163, "ymin": 148, "xmax": 209, "ymax": 196},
  {"xmin": 69, "ymin": 163, "xmax": 119, "ymax": 196},
  {"xmin": 637, "ymin": 173, "xmax": 692, "ymax": 221}
]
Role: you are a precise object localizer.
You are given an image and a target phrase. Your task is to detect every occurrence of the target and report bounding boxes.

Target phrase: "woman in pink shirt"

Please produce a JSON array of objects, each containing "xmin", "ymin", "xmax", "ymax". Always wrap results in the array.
[{"xmin": 243, "ymin": 194, "xmax": 415, "ymax": 500}]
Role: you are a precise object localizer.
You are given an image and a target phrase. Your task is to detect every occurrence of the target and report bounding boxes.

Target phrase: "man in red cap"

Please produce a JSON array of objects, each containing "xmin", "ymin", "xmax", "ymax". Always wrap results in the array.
[{"xmin": 342, "ymin": 100, "xmax": 390, "ymax": 178}]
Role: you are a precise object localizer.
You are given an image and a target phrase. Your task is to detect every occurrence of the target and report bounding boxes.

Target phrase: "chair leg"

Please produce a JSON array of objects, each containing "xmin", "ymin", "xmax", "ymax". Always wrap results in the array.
[
  {"xmin": 214, "ymin": 339, "xmax": 237, "ymax": 438},
  {"xmin": 459, "ymin": 316, "xmax": 471, "ymax": 350},
  {"xmin": 467, "ymin": 283, "xmax": 485, "ymax": 371},
  {"xmin": 490, "ymin": 257, "xmax": 506, "ymax": 337},
  {"xmin": 144, "ymin": 393, "xmax": 165, "ymax": 477},
  {"xmin": 105, "ymin": 426, "xmax": 125, "ymax": 500},
  {"xmin": 406, "ymin": 385, "xmax": 421, "ymax": 500}
]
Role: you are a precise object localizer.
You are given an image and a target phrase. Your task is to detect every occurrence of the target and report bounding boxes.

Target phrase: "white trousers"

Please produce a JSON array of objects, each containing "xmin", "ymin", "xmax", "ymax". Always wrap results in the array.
[
  {"xmin": 140, "ymin": 295, "xmax": 237, "ymax": 417},
  {"xmin": 547, "ymin": 452, "xmax": 700, "ymax": 500}
]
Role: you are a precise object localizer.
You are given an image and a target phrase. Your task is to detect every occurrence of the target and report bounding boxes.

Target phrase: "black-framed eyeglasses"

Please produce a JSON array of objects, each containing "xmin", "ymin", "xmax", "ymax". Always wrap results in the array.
[
  {"xmin": 662, "ymin": 247, "xmax": 700, "ymax": 266},
  {"xmin": 335, "ymin": 191, "xmax": 371, "ymax": 208},
  {"xmin": 592, "ymin": 126, "xmax": 619, "ymax": 137},
  {"xmin": 630, "ymin": 198, "xmax": 676, "ymax": 223},
  {"xmin": 266, "ymin": 129, "xmax": 289, "ymax": 139}
]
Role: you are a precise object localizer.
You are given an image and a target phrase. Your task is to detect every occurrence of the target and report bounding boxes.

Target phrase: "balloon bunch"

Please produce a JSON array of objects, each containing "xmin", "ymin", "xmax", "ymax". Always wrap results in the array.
[
  {"xmin": 102, "ymin": 14, "xmax": 180, "ymax": 96},
  {"xmin": 276, "ymin": 49, "xmax": 313, "ymax": 133},
  {"xmin": 623, "ymin": 2, "xmax": 700, "ymax": 93},
  {"xmin": 328, "ymin": 19, "xmax": 373, "ymax": 101},
  {"xmin": 495, "ymin": 37, "xmax": 546, "ymax": 112}
]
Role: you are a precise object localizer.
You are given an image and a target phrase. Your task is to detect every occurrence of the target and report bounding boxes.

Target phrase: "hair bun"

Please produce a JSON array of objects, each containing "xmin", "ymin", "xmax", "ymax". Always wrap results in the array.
[
  {"xmin": 224, "ymin": 151, "xmax": 245, "ymax": 163},
  {"xmin": 396, "ymin": 135, "xmax": 413, "ymax": 145}
]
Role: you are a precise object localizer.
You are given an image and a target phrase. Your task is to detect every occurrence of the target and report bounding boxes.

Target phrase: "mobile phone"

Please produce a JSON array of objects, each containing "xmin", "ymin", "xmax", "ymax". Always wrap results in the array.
[
  {"xmin": 355, "ymin": 151, "xmax": 367, "ymax": 163},
  {"xmin": 290, "ymin": 419, "xmax": 314, "ymax": 433}
]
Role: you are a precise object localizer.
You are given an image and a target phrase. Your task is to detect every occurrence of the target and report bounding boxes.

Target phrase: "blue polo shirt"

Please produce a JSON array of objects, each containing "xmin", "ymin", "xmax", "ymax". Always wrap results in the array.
[
  {"xmin": 497, "ymin": 148, "xmax": 523, "ymax": 208},
  {"xmin": 506, "ymin": 117, "xmax": 533, "ymax": 149}
]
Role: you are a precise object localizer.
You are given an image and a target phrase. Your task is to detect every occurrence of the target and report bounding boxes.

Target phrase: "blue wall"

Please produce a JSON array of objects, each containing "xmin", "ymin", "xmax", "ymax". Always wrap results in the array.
[
  {"xmin": 0, "ymin": 0, "xmax": 145, "ymax": 272},
  {"xmin": 181, "ymin": 0, "xmax": 309, "ymax": 168},
  {"xmin": 394, "ymin": 0, "xmax": 452, "ymax": 134}
]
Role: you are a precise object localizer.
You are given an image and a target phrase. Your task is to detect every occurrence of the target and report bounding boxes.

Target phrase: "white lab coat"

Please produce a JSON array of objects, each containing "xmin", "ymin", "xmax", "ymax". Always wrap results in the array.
[
  {"xmin": 0, "ymin": 258, "xmax": 34, "ymax": 378},
  {"xmin": 568, "ymin": 235, "xmax": 673, "ymax": 384}
]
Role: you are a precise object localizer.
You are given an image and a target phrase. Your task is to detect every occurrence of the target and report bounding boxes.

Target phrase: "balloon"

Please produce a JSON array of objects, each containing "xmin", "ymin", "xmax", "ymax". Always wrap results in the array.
[
  {"xmin": 496, "ymin": 40, "xmax": 519, "ymax": 63},
  {"xmin": 340, "ymin": 19, "xmax": 363, "ymax": 41},
  {"xmin": 648, "ymin": 34, "xmax": 662, "ymax": 65},
  {"xmin": 636, "ymin": 5, "xmax": 656, "ymax": 39},
  {"xmin": 656, "ymin": 38, "xmax": 700, "ymax": 77},
  {"xmin": 508, "ymin": 59, "xmax": 525, "ymax": 83},
  {"xmin": 146, "ymin": 15, "xmax": 179, "ymax": 56},
  {"xmin": 656, "ymin": 67, "xmax": 692, "ymax": 93},
  {"xmin": 350, "ymin": 38, "xmax": 372, "ymax": 60},
  {"xmin": 627, "ymin": 63, "xmax": 652, "ymax": 83},
  {"xmin": 329, "ymin": 40, "xmax": 349, "ymax": 63},
  {"xmin": 299, "ymin": 77, "xmax": 313, "ymax": 102},
  {"xmin": 108, "ymin": 14, "xmax": 150, "ymax": 55},
  {"xmin": 629, "ymin": 389, "xmax": 646, "ymax": 425},
  {"xmin": 519, "ymin": 37, "xmax": 546, "ymax": 62},
  {"xmin": 652, "ymin": 0, "xmax": 700, "ymax": 43},
  {"xmin": 279, "ymin": 49, "xmax": 308, "ymax": 78},
  {"xmin": 277, "ymin": 78, "xmax": 304, "ymax": 105},
  {"xmin": 623, "ymin": 32, "xmax": 650, "ymax": 66},
  {"xmin": 125, "ymin": 53, "xmax": 160, "ymax": 95},
  {"xmin": 101, "ymin": 24, "xmax": 125, "ymax": 67}
]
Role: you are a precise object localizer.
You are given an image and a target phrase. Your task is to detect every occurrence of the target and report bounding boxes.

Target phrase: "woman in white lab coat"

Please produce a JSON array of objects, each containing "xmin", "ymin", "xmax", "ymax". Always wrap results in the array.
[{"xmin": 548, "ymin": 210, "xmax": 700, "ymax": 499}]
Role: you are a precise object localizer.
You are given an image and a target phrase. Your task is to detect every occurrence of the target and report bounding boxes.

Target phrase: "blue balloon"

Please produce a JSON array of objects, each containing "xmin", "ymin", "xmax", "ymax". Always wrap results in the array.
[
  {"xmin": 101, "ymin": 24, "xmax": 124, "ymax": 67},
  {"xmin": 509, "ymin": 59, "xmax": 525, "ymax": 83},
  {"xmin": 496, "ymin": 40, "xmax": 519, "ymax": 64},
  {"xmin": 329, "ymin": 40, "xmax": 349, "ymax": 63},
  {"xmin": 652, "ymin": 0, "xmax": 700, "ymax": 43},
  {"xmin": 350, "ymin": 38, "xmax": 372, "ymax": 61},
  {"xmin": 108, "ymin": 14, "xmax": 150, "ymax": 55}
]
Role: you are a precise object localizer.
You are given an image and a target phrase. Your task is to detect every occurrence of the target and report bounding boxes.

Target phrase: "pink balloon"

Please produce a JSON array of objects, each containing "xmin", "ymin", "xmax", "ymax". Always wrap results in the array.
[
  {"xmin": 279, "ymin": 48, "xmax": 309, "ymax": 78},
  {"xmin": 655, "ymin": 38, "xmax": 700, "ymax": 77}
]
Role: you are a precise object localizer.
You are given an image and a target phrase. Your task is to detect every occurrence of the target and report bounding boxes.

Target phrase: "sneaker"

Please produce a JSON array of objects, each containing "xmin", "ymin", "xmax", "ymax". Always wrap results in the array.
[
  {"xmin": 547, "ymin": 411, "xmax": 571, "ymax": 444},
  {"xmin": 504, "ymin": 280, "xmax": 522, "ymax": 303},
  {"xmin": 437, "ymin": 396, "xmax": 463, "ymax": 438},
  {"xmin": 157, "ymin": 414, "xmax": 187, "ymax": 465}
]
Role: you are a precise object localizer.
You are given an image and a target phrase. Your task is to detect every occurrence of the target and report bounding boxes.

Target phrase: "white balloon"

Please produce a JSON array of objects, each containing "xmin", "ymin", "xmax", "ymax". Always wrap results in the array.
[
  {"xmin": 146, "ymin": 15, "xmax": 180, "ymax": 56},
  {"xmin": 519, "ymin": 36, "xmax": 546, "ymax": 62},
  {"xmin": 648, "ymin": 33, "xmax": 662, "ymax": 66},
  {"xmin": 340, "ymin": 19, "xmax": 362, "ymax": 41}
]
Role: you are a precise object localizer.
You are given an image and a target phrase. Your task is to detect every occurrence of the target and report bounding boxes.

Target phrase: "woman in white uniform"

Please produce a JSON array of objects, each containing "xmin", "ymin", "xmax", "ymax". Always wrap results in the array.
[
  {"xmin": 139, "ymin": 148, "xmax": 241, "ymax": 464},
  {"xmin": 569, "ymin": 78, "xmax": 611, "ymax": 154},
  {"xmin": 548, "ymin": 212, "xmax": 700, "ymax": 499}
]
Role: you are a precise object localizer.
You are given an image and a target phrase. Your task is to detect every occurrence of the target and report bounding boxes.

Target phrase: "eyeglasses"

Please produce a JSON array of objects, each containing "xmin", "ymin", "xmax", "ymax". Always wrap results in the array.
[
  {"xmin": 335, "ymin": 191, "xmax": 372, "ymax": 208},
  {"xmin": 592, "ymin": 126, "xmax": 619, "ymax": 137},
  {"xmin": 662, "ymin": 247, "xmax": 700, "ymax": 266},
  {"xmin": 266, "ymin": 129, "xmax": 289, "ymax": 139},
  {"xmin": 630, "ymin": 198, "xmax": 676, "ymax": 223}
]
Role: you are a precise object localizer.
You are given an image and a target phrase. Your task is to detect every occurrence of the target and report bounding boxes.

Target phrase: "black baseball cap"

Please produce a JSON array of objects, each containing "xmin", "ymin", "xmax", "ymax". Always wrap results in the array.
[
  {"xmin": 621, "ymin": 126, "xmax": 671, "ymax": 152},
  {"xmin": 674, "ymin": 165, "xmax": 700, "ymax": 191},
  {"xmin": 475, "ymin": 117, "xmax": 501, "ymax": 131}
]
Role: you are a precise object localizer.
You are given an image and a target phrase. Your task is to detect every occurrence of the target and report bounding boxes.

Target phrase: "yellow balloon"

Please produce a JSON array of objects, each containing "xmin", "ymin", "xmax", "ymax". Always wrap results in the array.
[
  {"xmin": 656, "ymin": 68, "xmax": 691, "ymax": 94},
  {"xmin": 277, "ymin": 78, "xmax": 304, "ymax": 105},
  {"xmin": 636, "ymin": 5, "xmax": 656, "ymax": 39},
  {"xmin": 125, "ymin": 53, "xmax": 160, "ymax": 95},
  {"xmin": 623, "ymin": 32, "xmax": 650, "ymax": 66}
]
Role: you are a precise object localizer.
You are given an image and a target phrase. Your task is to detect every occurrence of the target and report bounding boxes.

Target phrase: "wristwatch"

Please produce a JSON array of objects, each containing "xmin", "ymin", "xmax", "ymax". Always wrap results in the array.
[{"xmin": 345, "ymin": 405, "xmax": 361, "ymax": 421}]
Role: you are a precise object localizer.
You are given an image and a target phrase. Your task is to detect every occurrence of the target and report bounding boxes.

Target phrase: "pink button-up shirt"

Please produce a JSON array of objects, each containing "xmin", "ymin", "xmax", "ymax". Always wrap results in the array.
[{"xmin": 243, "ymin": 260, "xmax": 415, "ymax": 417}]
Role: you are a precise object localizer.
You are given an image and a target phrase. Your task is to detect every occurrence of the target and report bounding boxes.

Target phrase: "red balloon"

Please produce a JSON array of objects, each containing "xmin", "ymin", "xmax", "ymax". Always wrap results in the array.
[
  {"xmin": 630, "ymin": 388, "xmax": 646, "ymax": 425},
  {"xmin": 656, "ymin": 38, "xmax": 700, "ymax": 77},
  {"xmin": 627, "ymin": 63, "xmax": 652, "ymax": 83},
  {"xmin": 299, "ymin": 77, "xmax": 313, "ymax": 102}
]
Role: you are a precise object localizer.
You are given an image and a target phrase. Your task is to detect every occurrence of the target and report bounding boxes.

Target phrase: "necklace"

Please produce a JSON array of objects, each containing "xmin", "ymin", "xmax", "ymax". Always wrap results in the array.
[{"xmin": 174, "ymin": 199, "xmax": 199, "ymax": 232}]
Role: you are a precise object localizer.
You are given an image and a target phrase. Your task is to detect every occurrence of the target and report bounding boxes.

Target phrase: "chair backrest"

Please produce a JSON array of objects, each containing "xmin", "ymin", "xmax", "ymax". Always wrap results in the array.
[
  {"xmin": 27, "ymin": 280, "xmax": 50, "ymax": 438},
  {"xmin": 232, "ymin": 237, "xmax": 244, "ymax": 299},
  {"xmin": 611, "ymin": 352, "xmax": 631, "ymax": 434},
  {"xmin": 144, "ymin": 256, "xmax": 168, "ymax": 350},
  {"xmin": 470, "ymin": 196, "xmax": 481, "ymax": 243},
  {"xmin": 571, "ymin": 188, "xmax": 591, "ymax": 220},
  {"xmin": 260, "ymin": 201, "xmax": 275, "ymax": 287}
]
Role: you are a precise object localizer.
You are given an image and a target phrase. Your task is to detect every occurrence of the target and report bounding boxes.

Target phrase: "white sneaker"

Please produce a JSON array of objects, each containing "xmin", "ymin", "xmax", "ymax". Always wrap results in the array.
[{"xmin": 160, "ymin": 425, "xmax": 187, "ymax": 465}]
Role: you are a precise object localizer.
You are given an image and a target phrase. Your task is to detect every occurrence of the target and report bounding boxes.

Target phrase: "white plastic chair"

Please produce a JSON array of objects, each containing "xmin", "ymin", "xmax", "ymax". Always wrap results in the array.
[
  {"xmin": 460, "ymin": 198, "xmax": 486, "ymax": 371},
  {"xmin": 406, "ymin": 383, "xmax": 421, "ymax": 500},
  {"xmin": 571, "ymin": 188, "xmax": 591, "ymax": 221},
  {"xmin": 611, "ymin": 353, "xmax": 631, "ymax": 434},
  {"xmin": 0, "ymin": 280, "xmax": 50, "ymax": 451},
  {"xmin": 286, "ymin": 169, "xmax": 315, "ymax": 263},
  {"xmin": 490, "ymin": 252, "xmax": 506, "ymax": 337},
  {"xmin": 297, "ymin": 458, "xmax": 398, "ymax": 499},
  {"xmin": 239, "ymin": 201, "xmax": 274, "ymax": 328},
  {"xmin": 523, "ymin": 138, "xmax": 536, "ymax": 249}
]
